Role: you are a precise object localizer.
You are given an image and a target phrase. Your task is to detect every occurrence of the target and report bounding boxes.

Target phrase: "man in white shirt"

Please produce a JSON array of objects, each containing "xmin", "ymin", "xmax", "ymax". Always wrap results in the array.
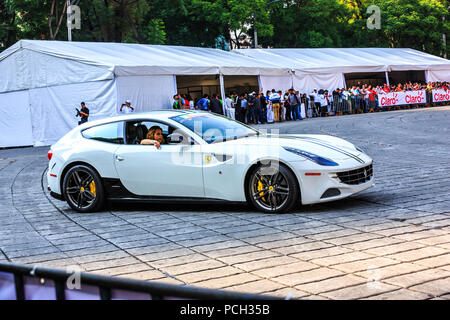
[
  {"xmin": 120, "ymin": 100, "xmax": 135, "ymax": 114},
  {"xmin": 224, "ymin": 95, "xmax": 234, "ymax": 120},
  {"xmin": 310, "ymin": 89, "xmax": 321, "ymax": 117}
]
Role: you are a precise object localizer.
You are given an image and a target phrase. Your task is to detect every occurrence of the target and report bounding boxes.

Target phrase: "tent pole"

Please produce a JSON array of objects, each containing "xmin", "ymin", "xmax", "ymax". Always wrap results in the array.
[
  {"xmin": 385, "ymin": 71, "xmax": 390, "ymax": 86},
  {"xmin": 219, "ymin": 74, "xmax": 226, "ymax": 115},
  {"xmin": 67, "ymin": 0, "xmax": 72, "ymax": 41}
]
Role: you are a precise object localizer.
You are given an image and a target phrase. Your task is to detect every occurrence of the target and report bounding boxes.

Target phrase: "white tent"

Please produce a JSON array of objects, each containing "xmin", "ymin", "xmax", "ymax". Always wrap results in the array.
[
  {"xmin": 1, "ymin": 41, "xmax": 450, "ymax": 147},
  {"xmin": 236, "ymin": 48, "xmax": 450, "ymax": 92},
  {"xmin": 0, "ymin": 40, "xmax": 288, "ymax": 147}
]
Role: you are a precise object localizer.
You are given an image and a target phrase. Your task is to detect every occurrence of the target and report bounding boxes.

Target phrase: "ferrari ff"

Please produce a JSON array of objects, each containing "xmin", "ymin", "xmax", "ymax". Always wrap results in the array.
[{"xmin": 47, "ymin": 110, "xmax": 374, "ymax": 213}]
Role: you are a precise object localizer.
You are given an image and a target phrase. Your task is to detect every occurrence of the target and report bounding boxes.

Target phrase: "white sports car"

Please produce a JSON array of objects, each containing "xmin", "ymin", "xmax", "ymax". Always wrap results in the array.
[{"xmin": 47, "ymin": 110, "xmax": 374, "ymax": 214}]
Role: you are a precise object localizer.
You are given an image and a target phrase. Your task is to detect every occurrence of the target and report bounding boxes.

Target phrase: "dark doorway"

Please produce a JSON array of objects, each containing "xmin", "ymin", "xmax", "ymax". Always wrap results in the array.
[
  {"xmin": 388, "ymin": 71, "xmax": 426, "ymax": 85},
  {"xmin": 344, "ymin": 72, "xmax": 387, "ymax": 88},
  {"xmin": 176, "ymin": 75, "xmax": 220, "ymax": 102},
  {"xmin": 223, "ymin": 76, "xmax": 259, "ymax": 95}
]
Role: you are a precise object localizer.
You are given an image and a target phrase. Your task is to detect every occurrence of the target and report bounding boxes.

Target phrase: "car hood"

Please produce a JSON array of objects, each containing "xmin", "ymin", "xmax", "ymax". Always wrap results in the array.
[{"xmin": 216, "ymin": 134, "xmax": 363, "ymax": 161}]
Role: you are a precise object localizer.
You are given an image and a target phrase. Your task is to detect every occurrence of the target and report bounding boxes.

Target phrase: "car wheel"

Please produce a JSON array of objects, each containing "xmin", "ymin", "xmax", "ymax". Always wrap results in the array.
[
  {"xmin": 62, "ymin": 165, "xmax": 105, "ymax": 213},
  {"xmin": 247, "ymin": 162, "xmax": 299, "ymax": 214}
]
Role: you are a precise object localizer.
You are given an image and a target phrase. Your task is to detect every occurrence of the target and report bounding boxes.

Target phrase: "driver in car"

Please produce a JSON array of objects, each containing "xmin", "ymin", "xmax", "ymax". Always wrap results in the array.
[{"xmin": 140, "ymin": 126, "xmax": 166, "ymax": 149}]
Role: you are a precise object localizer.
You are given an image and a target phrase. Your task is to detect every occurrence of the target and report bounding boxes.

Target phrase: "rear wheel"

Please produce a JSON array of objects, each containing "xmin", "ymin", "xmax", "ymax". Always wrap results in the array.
[
  {"xmin": 62, "ymin": 165, "xmax": 104, "ymax": 213},
  {"xmin": 247, "ymin": 162, "xmax": 299, "ymax": 214}
]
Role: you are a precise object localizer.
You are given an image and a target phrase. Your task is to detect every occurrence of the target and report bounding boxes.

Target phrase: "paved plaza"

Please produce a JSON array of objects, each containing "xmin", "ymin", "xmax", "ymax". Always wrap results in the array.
[{"xmin": 1, "ymin": 106, "xmax": 449, "ymax": 300}]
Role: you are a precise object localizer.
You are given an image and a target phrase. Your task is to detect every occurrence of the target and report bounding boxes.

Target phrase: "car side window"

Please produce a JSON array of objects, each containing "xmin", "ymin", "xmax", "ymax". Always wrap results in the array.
[
  {"xmin": 125, "ymin": 121, "xmax": 172, "ymax": 145},
  {"xmin": 82, "ymin": 122, "xmax": 124, "ymax": 144}
]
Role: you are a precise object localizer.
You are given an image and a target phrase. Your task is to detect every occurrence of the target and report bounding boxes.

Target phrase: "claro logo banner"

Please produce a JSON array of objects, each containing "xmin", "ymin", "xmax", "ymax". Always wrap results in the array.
[
  {"xmin": 432, "ymin": 89, "xmax": 450, "ymax": 102},
  {"xmin": 378, "ymin": 90, "xmax": 426, "ymax": 107}
]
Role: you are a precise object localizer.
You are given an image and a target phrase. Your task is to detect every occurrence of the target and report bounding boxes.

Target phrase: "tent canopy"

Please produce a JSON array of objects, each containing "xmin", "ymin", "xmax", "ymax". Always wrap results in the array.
[
  {"xmin": 235, "ymin": 48, "xmax": 450, "ymax": 74},
  {"xmin": 0, "ymin": 40, "xmax": 289, "ymax": 93},
  {"xmin": 2, "ymin": 41, "xmax": 450, "ymax": 94}
]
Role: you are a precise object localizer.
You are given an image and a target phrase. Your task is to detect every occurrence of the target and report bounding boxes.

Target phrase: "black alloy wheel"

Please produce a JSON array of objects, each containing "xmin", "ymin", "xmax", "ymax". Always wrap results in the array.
[
  {"xmin": 63, "ymin": 165, "xmax": 104, "ymax": 212},
  {"xmin": 247, "ymin": 162, "xmax": 299, "ymax": 213}
]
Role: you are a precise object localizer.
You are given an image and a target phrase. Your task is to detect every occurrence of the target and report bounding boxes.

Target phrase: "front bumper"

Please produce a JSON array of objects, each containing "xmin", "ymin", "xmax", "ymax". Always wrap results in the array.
[{"xmin": 293, "ymin": 160, "xmax": 374, "ymax": 205}]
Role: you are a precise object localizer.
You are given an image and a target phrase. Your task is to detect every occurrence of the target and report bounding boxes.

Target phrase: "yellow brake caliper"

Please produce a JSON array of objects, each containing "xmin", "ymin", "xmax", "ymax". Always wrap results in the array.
[
  {"xmin": 89, "ymin": 181, "xmax": 96, "ymax": 196},
  {"xmin": 257, "ymin": 179, "xmax": 266, "ymax": 202}
]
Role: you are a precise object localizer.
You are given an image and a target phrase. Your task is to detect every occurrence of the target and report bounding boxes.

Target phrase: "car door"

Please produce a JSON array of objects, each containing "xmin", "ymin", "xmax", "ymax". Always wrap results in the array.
[{"xmin": 113, "ymin": 120, "xmax": 204, "ymax": 197}]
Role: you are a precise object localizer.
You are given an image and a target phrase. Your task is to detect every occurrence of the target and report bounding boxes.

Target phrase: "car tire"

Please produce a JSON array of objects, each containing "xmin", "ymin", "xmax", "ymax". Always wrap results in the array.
[
  {"xmin": 62, "ymin": 165, "xmax": 105, "ymax": 213},
  {"xmin": 247, "ymin": 161, "xmax": 300, "ymax": 214}
]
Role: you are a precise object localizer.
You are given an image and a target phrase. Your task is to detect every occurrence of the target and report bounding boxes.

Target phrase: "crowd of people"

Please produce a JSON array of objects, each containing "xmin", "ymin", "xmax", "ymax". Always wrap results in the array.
[{"xmin": 172, "ymin": 81, "xmax": 449, "ymax": 124}]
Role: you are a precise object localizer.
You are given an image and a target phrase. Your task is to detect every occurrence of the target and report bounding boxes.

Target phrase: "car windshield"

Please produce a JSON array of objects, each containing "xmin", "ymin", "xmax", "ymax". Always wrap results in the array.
[{"xmin": 170, "ymin": 112, "xmax": 259, "ymax": 144}]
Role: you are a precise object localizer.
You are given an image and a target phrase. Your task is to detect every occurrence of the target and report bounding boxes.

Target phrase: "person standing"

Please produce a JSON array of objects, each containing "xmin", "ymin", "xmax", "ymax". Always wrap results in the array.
[
  {"xmin": 310, "ymin": 89, "xmax": 321, "ymax": 117},
  {"xmin": 269, "ymin": 89, "xmax": 281, "ymax": 122},
  {"xmin": 259, "ymin": 91, "xmax": 267, "ymax": 124},
  {"xmin": 300, "ymin": 93, "xmax": 308, "ymax": 118},
  {"xmin": 319, "ymin": 90, "xmax": 328, "ymax": 117},
  {"xmin": 278, "ymin": 90, "xmax": 285, "ymax": 121},
  {"xmin": 210, "ymin": 94, "xmax": 224, "ymax": 115},
  {"xmin": 241, "ymin": 93, "xmax": 248, "ymax": 124},
  {"xmin": 224, "ymin": 94, "xmax": 234, "ymax": 119},
  {"xmin": 253, "ymin": 92, "xmax": 262, "ymax": 124},
  {"xmin": 284, "ymin": 91, "xmax": 292, "ymax": 121},
  {"xmin": 235, "ymin": 94, "xmax": 244, "ymax": 123},
  {"xmin": 78, "ymin": 102, "xmax": 89, "ymax": 125},
  {"xmin": 368, "ymin": 85, "xmax": 377, "ymax": 112},
  {"xmin": 196, "ymin": 94, "xmax": 210, "ymax": 111},
  {"xmin": 288, "ymin": 89, "xmax": 301, "ymax": 121},
  {"xmin": 120, "ymin": 100, "xmax": 135, "ymax": 113},
  {"xmin": 172, "ymin": 94, "xmax": 182, "ymax": 109}
]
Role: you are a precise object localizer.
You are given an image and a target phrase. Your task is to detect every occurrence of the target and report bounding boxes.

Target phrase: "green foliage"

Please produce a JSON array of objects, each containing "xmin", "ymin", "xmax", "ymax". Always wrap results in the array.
[
  {"xmin": 350, "ymin": 0, "xmax": 449, "ymax": 56},
  {"xmin": 260, "ymin": 0, "xmax": 351, "ymax": 48},
  {"xmin": 0, "ymin": 0, "xmax": 449, "ymax": 58}
]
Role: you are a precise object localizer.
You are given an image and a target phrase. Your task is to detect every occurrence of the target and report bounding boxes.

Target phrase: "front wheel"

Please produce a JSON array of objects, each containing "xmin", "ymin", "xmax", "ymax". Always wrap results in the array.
[
  {"xmin": 62, "ymin": 165, "xmax": 105, "ymax": 213},
  {"xmin": 247, "ymin": 162, "xmax": 300, "ymax": 213}
]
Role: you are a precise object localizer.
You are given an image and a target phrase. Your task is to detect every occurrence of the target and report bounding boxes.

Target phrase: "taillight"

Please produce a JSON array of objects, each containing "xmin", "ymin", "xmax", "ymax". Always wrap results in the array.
[{"xmin": 47, "ymin": 150, "xmax": 53, "ymax": 161}]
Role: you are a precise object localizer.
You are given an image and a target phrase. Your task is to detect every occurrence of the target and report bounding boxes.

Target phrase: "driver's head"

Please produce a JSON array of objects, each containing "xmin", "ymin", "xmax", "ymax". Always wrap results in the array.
[{"xmin": 147, "ymin": 126, "xmax": 164, "ymax": 143}]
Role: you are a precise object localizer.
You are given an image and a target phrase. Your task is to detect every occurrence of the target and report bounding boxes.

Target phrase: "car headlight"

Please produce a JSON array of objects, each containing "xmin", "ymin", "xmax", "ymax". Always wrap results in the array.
[{"xmin": 283, "ymin": 147, "xmax": 339, "ymax": 166}]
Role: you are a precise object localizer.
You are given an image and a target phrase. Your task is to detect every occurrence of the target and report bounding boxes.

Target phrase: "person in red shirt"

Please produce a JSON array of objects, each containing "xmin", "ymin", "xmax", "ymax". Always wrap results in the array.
[{"xmin": 367, "ymin": 85, "xmax": 377, "ymax": 112}]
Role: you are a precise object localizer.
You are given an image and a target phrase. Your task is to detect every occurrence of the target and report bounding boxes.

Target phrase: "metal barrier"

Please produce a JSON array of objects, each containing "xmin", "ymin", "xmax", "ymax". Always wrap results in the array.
[
  {"xmin": 0, "ymin": 262, "xmax": 282, "ymax": 300},
  {"xmin": 300, "ymin": 91, "xmax": 447, "ymax": 119}
]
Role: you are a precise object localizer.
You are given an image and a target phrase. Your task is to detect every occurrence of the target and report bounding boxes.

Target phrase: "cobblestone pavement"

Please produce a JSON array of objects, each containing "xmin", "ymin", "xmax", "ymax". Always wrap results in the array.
[{"xmin": 1, "ymin": 106, "xmax": 449, "ymax": 300}]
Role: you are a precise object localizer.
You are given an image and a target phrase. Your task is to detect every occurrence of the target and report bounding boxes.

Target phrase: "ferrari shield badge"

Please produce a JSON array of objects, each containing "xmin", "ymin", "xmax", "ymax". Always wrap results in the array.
[{"xmin": 205, "ymin": 155, "xmax": 212, "ymax": 163}]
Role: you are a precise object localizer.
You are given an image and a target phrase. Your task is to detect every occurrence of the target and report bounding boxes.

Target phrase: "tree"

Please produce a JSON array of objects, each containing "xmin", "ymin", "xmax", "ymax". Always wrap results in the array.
[
  {"xmin": 48, "ymin": 0, "xmax": 67, "ymax": 40},
  {"xmin": 351, "ymin": 0, "xmax": 449, "ymax": 56},
  {"xmin": 192, "ymin": 0, "xmax": 274, "ymax": 48},
  {"xmin": 260, "ymin": 0, "xmax": 352, "ymax": 48}
]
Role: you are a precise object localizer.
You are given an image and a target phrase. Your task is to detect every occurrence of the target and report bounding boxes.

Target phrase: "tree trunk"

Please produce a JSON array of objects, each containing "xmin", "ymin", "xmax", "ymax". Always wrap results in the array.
[{"xmin": 49, "ymin": 0, "xmax": 68, "ymax": 40}]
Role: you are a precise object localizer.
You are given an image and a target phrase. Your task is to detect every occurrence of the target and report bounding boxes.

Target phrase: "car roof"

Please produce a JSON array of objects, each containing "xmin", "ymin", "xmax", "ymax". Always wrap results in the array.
[{"xmin": 80, "ymin": 110, "xmax": 207, "ymax": 128}]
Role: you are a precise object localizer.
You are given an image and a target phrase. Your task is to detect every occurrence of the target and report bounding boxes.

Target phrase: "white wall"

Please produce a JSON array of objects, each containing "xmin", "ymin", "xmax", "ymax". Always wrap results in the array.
[
  {"xmin": 29, "ymin": 80, "xmax": 117, "ymax": 146},
  {"xmin": 0, "ymin": 90, "xmax": 33, "ymax": 147},
  {"xmin": 259, "ymin": 75, "xmax": 293, "ymax": 93},
  {"xmin": 293, "ymin": 73, "xmax": 345, "ymax": 93},
  {"xmin": 116, "ymin": 75, "xmax": 176, "ymax": 112},
  {"xmin": 427, "ymin": 70, "xmax": 450, "ymax": 82}
]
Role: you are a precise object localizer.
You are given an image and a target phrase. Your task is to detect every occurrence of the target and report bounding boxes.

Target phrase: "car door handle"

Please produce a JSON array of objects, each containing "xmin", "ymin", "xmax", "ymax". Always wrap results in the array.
[{"xmin": 116, "ymin": 156, "xmax": 124, "ymax": 162}]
